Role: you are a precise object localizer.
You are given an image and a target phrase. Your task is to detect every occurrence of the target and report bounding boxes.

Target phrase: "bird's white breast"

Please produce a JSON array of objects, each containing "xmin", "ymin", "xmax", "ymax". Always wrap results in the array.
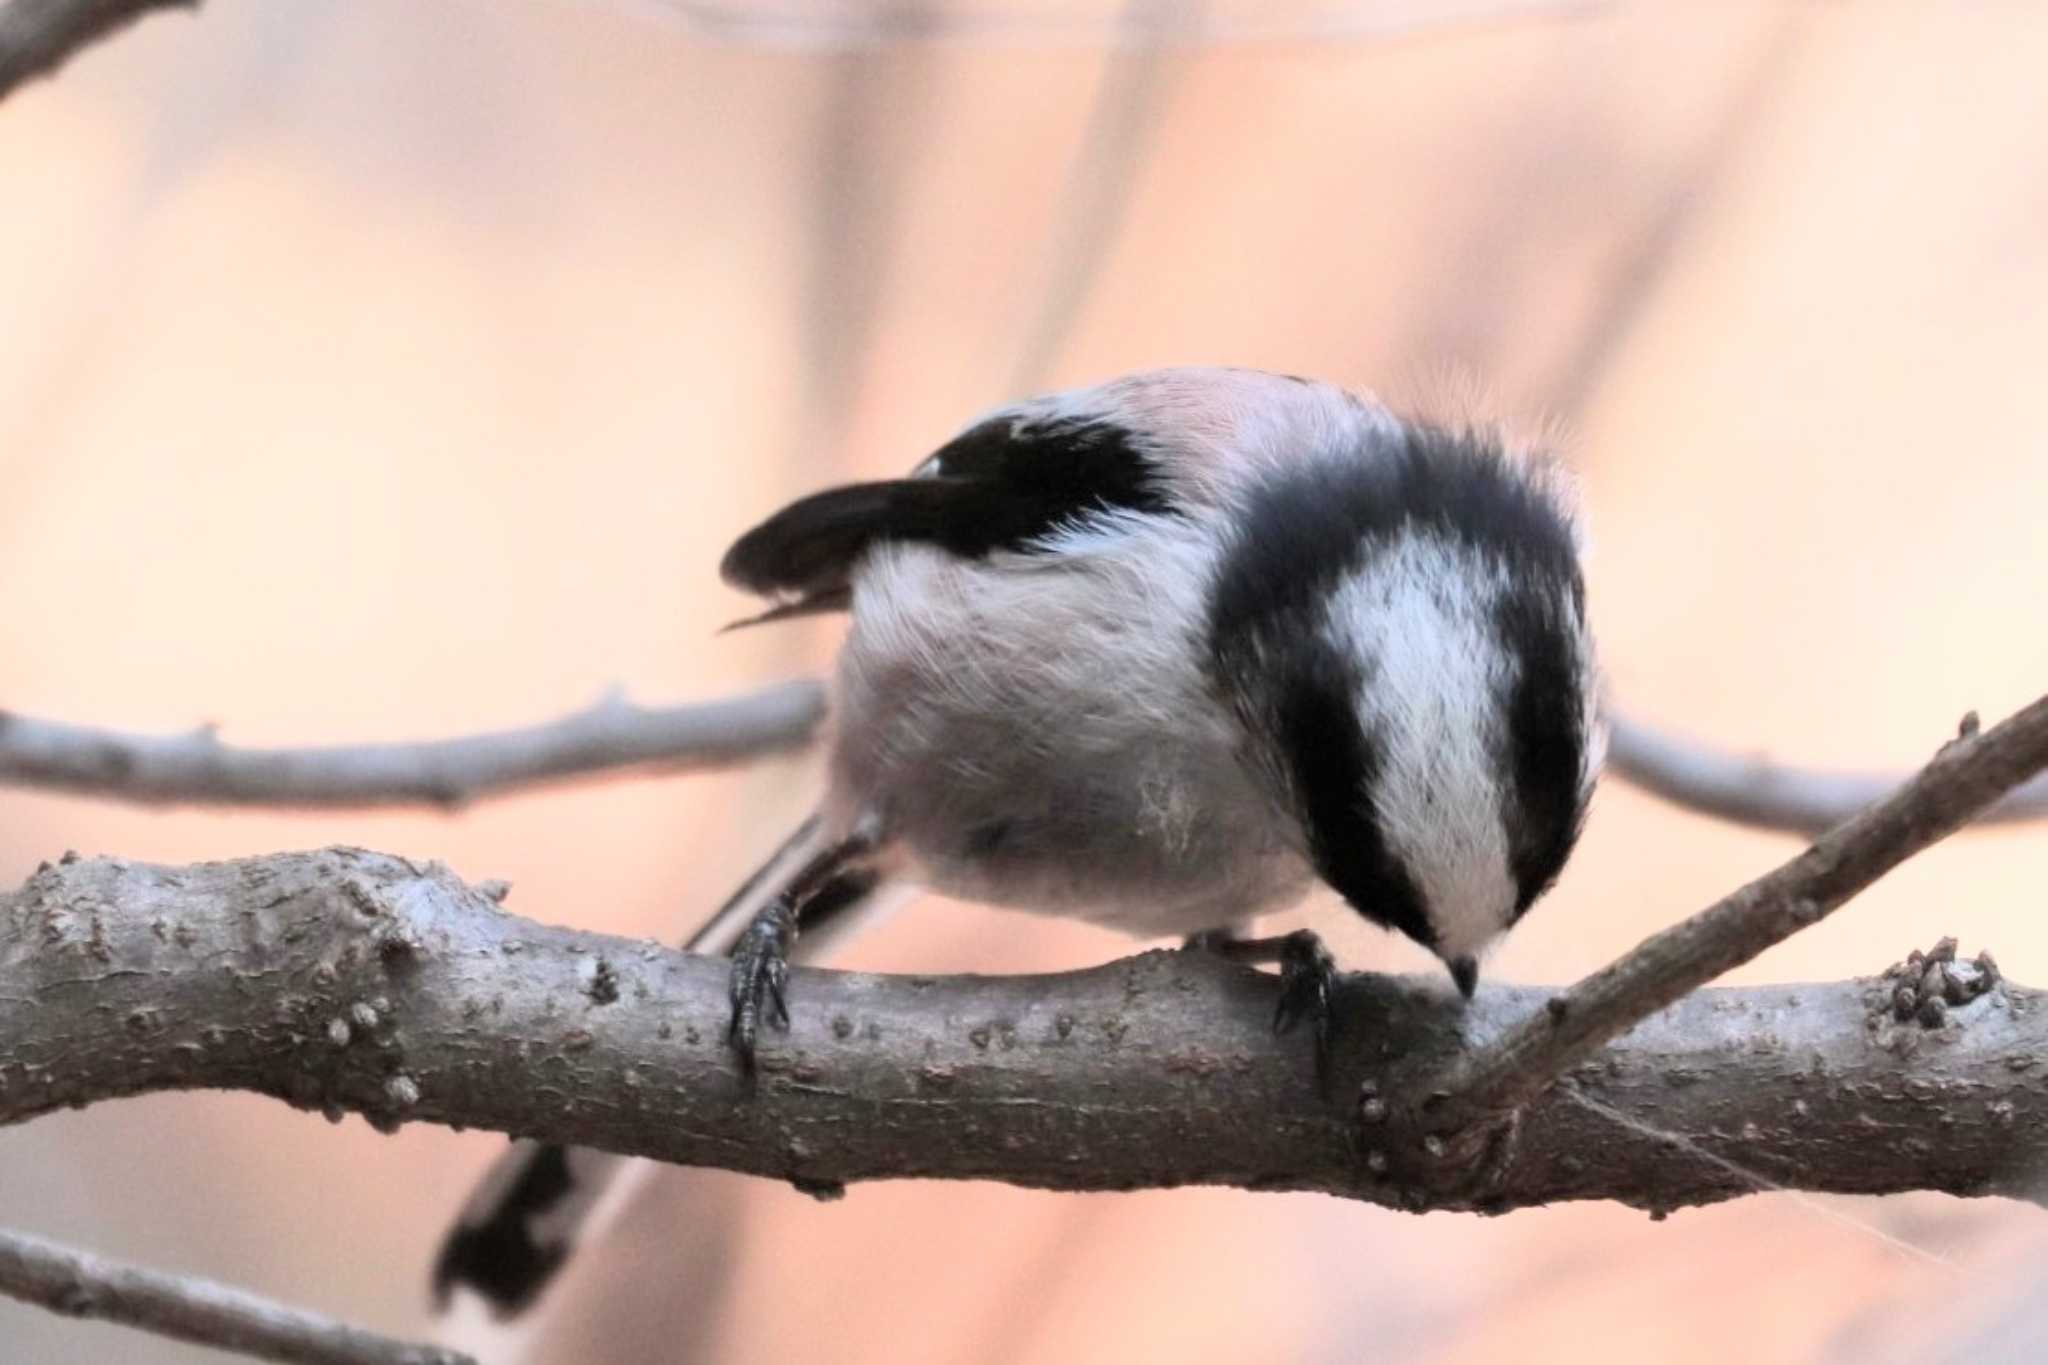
[{"xmin": 824, "ymin": 517, "xmax": 1314, "ymax": 937}]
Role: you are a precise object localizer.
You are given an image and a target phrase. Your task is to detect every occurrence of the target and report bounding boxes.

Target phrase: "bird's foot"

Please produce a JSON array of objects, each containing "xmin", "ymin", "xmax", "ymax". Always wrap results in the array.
[
  {"xmin": 1271, "ymin": 929, "xmax": 1336, "ymax": 1085},
  {"xmin": 1185, "ymin": 926, "xmax": 1337, "ymax": 1095},
  {"xmin": 728, "ymin": 900, "xmax": 797, "ymax": 1068}
]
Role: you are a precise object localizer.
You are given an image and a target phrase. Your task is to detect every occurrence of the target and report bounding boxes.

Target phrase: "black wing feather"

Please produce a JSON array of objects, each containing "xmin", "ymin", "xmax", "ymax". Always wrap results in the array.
[
  {"xmin": 720, "ymin": 480, "xmax": 956, "ymax": 599},
  {"xmin": 719, "ymin": 415, "xmax": 1173, "ymax": 625}
]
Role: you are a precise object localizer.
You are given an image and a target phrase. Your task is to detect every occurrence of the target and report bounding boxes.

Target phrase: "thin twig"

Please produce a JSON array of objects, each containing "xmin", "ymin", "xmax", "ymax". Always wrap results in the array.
[
  {"xmin": 1447, "ymin": 693, "xmax": 2048, "ymax": 1121},
  {"xmin": 1608, "ymin": 712, "xmax": 2048, "ymax": 834},
  {"xmin": 0, "ymin": 680, "xmax": 825, "ymax": 809},
  {"xmin": 0, "ymin": 1226, "xmax": 469, "ymax": 1365}
]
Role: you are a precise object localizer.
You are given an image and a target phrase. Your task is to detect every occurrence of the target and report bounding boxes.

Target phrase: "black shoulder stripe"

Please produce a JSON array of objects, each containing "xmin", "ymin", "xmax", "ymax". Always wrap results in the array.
[
  {"xmin": 431, "ymin": 1144, "xmax": 574, "ymax": 1316},
  {"xmin": 918, "ymin": 415, "xmax": 1175, "ymax": 547},
  {"xmin": 720, "ymin": 416, "xmax": 1174, "ymax": 607}
]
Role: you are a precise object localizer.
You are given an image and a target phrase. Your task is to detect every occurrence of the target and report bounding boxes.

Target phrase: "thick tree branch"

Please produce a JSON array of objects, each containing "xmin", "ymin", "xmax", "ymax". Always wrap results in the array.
[
  {"xmin": 0, "ymin": 0, "xmax": 197, "ymax": 99},
  {"xmin": 0, "ymin": 1226, "xmax": 468, "ymax": 1365},
  {"xmin": 2, "ymin": 841, "xmax": 2045, "ymax": 1225},
  {"xmin": 0, "ymin": 681, "xmax": 824, "ymax": 809}
]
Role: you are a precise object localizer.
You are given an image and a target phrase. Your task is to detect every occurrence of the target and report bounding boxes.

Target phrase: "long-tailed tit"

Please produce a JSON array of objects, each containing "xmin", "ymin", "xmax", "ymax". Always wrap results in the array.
[{"xmin": 434, "ymin": 366, "xmax": 1603, "ymax": 1318}]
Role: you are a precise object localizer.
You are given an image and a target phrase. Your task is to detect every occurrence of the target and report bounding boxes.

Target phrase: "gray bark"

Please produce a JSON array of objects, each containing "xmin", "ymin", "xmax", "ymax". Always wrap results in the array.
[
  {"xmin": 0, "ymin": 1227, "xmax": 468, "ymax": 1365},
  {"xmin": 0, "ymin": 672, "xmax": 2042, "ymax": 835},
  {"xmin": 0, "ymin": 682, "xmax": 823, "ymax": 809},
  {"xmin": 2, "ymin": 848, "xmax": 2040, "ymax": 1216}
]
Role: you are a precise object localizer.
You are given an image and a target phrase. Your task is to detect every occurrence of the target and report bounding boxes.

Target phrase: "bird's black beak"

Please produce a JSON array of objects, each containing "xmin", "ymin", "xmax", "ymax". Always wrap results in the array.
[{"xmin": 1448, "ymin": 955, "xmax": 1479, "ymax": 1000}]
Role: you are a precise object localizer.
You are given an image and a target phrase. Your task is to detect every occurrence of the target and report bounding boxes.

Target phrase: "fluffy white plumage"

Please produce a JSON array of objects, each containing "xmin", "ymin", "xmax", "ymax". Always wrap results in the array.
[{"xmin": 829, "ymin": 518, "xmax": 1315, "ymax": 937}]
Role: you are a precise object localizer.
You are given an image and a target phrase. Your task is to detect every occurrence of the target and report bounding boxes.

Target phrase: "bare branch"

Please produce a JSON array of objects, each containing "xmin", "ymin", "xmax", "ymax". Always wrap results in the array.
[
  {"xmin": 0, "ymin": 1225, "xmax": 468, "ymax": 1365},
  {"xmin": 1446, "ymin": 694, "xmax": 2048, "ymax": 1128},
  {"xmin": 0, "ymin": 680, "xmax": 824, "ymax": 809},
  {"xmin": 2, "ymin": 831, "xmax": 2045, "ymax": 1223},
  {"xmin": 1608, "ymin": 711, "xmax": 2048, "ymax": 835},
  {"xmin": 8, "ymin": 673, "xmax": 2044, "ymax": 844},
  {"xmin": 0, "ymin": 0, "xmax": 198, "ymax": 100}
]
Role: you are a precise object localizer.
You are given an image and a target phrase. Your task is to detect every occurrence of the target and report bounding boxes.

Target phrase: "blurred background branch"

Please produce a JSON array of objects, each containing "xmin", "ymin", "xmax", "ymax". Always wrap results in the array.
[
  {"xmin": 0, "ymin": 0, "xmax": 1610, "ymax": 108},
  {"xmin": 0, "ymin": 1227, "xmax": 468, "ymax": 1365},
  {"xmin": 1002, "ymin": 0, "xmax": 1192, "ymax": 393},
  {"xmin": 5, "ymin": 680, "xmax": 2048, "ymax": 836},
  {"xmin": 0, "ymin": 682, "xmax": 822, "ymax": 808},
  {"xmin": 590, "ymin": 0, "xmax": 1610, "ymax": 51},
  {"xmin": 0, "ymin": 0, "xmax": 196, "ymax": 98},
  {"xmin": 1608, "ymin": 713, "xmax": 2048, "ymax": 835}
]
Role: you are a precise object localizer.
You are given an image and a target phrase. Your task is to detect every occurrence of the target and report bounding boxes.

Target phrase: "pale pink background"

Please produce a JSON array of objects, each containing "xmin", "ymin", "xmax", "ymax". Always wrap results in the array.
[{"xmin": 3, "ymin": 2, "xmax": 2047, "ymax": 1361}]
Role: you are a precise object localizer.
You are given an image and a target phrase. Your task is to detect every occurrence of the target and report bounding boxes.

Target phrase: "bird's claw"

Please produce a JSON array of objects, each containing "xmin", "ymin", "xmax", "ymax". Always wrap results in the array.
[
  {"xmin": 728, "ymin": 901, "xmax": 797, "ymax": 1068},
  {"xmin": 1271, "ymin": 929, "xmax": 1336, "ymax": 1090}
]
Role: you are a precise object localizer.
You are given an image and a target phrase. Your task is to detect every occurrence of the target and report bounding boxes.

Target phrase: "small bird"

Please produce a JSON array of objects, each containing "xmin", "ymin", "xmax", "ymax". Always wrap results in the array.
[{"xmin": 433, "ymin": 366, "xmax": 1603, "ymax": 1318}]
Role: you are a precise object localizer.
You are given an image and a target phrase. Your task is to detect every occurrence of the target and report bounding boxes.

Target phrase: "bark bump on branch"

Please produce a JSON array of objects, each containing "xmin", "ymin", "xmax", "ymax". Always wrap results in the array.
[{"xmin": 2, "ymin": 847, "xmax": 2044, "ymax": 1221}]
